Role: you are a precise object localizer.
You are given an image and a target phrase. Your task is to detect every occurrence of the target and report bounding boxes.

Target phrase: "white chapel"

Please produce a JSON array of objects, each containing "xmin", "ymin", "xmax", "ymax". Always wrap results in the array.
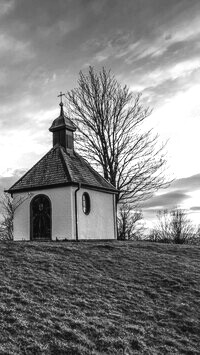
[{"xmin": 7, "ymin": 99, "xmax": 118, "ymax": 241}]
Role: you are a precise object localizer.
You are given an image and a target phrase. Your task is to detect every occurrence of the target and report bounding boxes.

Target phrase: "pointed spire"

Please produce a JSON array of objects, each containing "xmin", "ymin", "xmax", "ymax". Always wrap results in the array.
[
  {"xmin": 57, "ymin": 91, "xmax": 65, "ymax": 116},
  {"xmin": 59, "ymin": 101, "xmax": 64, "ymax": 116},
  {"xmin": 57, "ymin": 91, "xmax": 65, "ymax": 102}
]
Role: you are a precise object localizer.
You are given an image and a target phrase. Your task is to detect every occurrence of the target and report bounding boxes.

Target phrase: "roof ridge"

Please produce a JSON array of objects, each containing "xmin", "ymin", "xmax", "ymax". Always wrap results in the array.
[
  {"xmin": 8, "ymin": 147, "xmax": 55, "ymax": 191},
  {"xmin": 59, "ymin": 146, "xmax": 73, "ymax": 181}
]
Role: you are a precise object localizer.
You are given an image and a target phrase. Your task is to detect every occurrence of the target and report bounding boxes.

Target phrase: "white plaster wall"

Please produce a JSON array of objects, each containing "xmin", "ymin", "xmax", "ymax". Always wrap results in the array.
[
  {"xmin": 13, "ymin": 187, "xmax": 74, "ymax": 241},
  {"xmin": 75, "ymin": 188, "xmax": 116, "ymax": 240},
  {"xmin": 13, "ymin": 192, "xmax": 30, "ymax": 241},
  {"xmin": 13, "ymin": 186, "xmax": 117, "ymax": 241}
]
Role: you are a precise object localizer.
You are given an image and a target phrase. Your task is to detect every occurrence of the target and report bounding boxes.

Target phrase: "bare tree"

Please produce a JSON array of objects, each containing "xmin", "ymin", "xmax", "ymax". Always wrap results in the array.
[
  {"xmin": 0, "ymin": 194, "xmax": 14, "ymax": 240},
  {"xmin": 66, "ymin": 66, "xmax": 170, "ymax": 206},
  {"xmin": 148, "ymin": 208, "xmax": 197, "ymax": 244},
  {"xmin": 117, "ymin": 203, "xmax": 143, "ymax": 240},
  {"xmin": 0, "ymin": 192, "xmax": 32, "ymax": 240}
]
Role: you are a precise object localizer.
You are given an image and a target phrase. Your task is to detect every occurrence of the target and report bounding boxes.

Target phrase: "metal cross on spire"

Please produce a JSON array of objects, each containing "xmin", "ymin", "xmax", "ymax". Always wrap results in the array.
[{"xmin": 57, "ymin": 91, "xmax": 65, "ymax": 103}]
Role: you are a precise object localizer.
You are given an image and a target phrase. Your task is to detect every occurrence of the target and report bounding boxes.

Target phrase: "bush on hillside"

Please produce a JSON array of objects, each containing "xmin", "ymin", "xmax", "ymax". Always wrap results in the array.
[{"xmin": 148, "ymin": 208, "xmax": 199, "ymax": 244}]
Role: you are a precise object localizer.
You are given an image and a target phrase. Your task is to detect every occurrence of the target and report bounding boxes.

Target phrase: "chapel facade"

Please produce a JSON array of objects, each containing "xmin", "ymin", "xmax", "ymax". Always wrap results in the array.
[{"xmin": 7, "ymin": 99, "xmax": 118, "ymax": 241}]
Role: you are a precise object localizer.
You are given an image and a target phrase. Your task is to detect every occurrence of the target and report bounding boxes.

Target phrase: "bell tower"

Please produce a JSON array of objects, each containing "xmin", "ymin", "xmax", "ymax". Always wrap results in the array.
[{"xmin": 49, "ymin": 92, "xmax": 76, "ymax": 153}]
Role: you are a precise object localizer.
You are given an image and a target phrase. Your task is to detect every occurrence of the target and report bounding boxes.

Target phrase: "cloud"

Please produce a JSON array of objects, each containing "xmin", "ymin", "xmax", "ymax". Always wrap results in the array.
[
  {"xmin": 127, "ymin": 35, "xmax": 200, "ymax": 103},
  {"xmin": 82, "ymin": 28, "xmax": 200, "ymax": 120},
  {"xmin": 143, "ymin": 173, "xmax": 200, "ymax": 206},
  {"xmin": 89, "ymin": 0, "xmax": 107, "ymax": 15},
  {"xmin": 142, "ymin": 67, "xmax": 200, "ymax": 107},
  {"xmin": 142, "ymin": 190, "xmax": 191, "ymax": 210},
  {"xmin": 190, "ymin": 206, "xmax": 200, "ymax": 211},
  {"xmin": 82, "ymin": 1, "xmax": 200, "ymax": 66},
  {"xmin": 82, "ymin": 31, "xmax": 131, "ymax": 63},
  {"xmin": 0, "ymin": 33, "xmax": 34, "ymax": 64},
  {"xmin": 0, "ymin": 0, "xmax": 15, "ymax": 17},
  {"xmin": 172, "ymin": 174, "xmax": 200, "ymax": 192},
  {"xmin": 36, "ymin": 18, "xmax": 80, "ymax": 43},
  {"xmin": 95, "ymin": 3, "xmax": 200, "ymax": 109},
  {"xmin": 142, "ymin": 173, "xmax": 200, "ymax": 224}
]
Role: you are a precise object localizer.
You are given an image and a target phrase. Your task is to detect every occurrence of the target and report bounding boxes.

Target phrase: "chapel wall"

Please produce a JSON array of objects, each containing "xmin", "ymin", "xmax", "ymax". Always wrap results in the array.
[
  {"xmin": 75, "ymin": 188, "xmax": 117, "ymax": 240},
  {"xmin": 13, "ymin": 187, "xmax": 74, "ymax": 241},
  {"xmin": 13, "ymin": 192, "xmax": 30, "ymax": 241}
]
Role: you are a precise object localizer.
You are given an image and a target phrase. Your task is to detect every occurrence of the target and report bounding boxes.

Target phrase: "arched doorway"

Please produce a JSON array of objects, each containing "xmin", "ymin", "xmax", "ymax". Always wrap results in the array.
[{"xmin": 30, "ymin": 194, "xmax": 51, "ymax": 240}]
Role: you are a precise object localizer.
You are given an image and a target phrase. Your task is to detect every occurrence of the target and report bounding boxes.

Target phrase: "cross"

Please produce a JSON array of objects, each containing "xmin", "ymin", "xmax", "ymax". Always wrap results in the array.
[{"xmin": 57, "ymin": 91, "xmax": 65, "ymax": 103}]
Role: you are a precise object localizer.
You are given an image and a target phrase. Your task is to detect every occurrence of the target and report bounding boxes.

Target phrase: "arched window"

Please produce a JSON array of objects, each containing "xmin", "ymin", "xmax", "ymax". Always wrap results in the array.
[
  {"xmin": 30, "ymin": 194, "xmax": 51, "ymax": 240},
  {"xmin": 82, "ymin": 192, "xmax": 90, "ymax": 215}
]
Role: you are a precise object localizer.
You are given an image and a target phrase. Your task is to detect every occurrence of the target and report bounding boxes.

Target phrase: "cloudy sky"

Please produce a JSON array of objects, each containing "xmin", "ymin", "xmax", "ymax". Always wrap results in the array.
[{"xmin": 0, "ymin": 0, "xmax": 200, "ymax": 226}]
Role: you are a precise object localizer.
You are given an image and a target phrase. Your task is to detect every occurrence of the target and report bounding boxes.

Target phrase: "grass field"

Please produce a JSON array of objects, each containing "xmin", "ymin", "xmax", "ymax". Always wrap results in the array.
[{"xmin": 0, "ymin": 240, "xmax": 200, "ymax": 354}]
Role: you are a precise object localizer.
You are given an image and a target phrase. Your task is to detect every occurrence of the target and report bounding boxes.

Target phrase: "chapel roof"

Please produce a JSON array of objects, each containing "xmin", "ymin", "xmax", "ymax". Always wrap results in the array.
[{"xmin": 7, "ymin": 145, "xmax": 117, "ymax": 194}]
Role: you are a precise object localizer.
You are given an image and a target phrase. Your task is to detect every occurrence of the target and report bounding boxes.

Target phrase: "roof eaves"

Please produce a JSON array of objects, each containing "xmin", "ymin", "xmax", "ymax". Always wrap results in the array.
[
  {"xmin": 6, "ymin": 181, "xmax": 79, "ymax": 194},
  {"xmin": 80, "ymin": 183, "xmax": 119, "ymax": 194}
]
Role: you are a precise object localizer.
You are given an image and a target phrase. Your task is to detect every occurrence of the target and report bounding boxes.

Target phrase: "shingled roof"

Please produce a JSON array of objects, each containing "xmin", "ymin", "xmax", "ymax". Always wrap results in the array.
[{"xmin": 7, "ymin": 145, "xmax": 117, "ymax": 194}]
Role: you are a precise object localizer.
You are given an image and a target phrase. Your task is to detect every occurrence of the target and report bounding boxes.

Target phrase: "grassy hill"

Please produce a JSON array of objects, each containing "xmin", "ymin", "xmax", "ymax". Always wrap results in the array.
[{"xmin": 0, "ymin": 241, "xmax": 200, "ymax": 355}]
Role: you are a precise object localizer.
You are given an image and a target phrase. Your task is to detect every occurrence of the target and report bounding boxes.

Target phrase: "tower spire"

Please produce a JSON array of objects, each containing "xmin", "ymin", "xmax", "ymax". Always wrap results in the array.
[
  {"xmin": 57, "ymin": 91, "xmax": 65, "ymax": 116},
  {"xmin": 49, "ymin": 93, "xmax": 76, "ymax": 153}
]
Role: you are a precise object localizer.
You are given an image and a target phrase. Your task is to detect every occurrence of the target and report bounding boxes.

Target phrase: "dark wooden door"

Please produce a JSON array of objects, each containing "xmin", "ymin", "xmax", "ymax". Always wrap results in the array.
[{"xmin": 30, "ymin": 195, "xmax": 51, "ymax": 240}]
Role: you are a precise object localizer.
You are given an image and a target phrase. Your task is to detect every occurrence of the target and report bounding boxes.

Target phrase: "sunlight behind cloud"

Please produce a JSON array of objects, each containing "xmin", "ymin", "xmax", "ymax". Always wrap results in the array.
[
  {"xmin": 170, "ymin": 59, "xmax": 200, "ymax": 79},
  {"xmin": 150, "ymin": 84, "xmax": 200, "ymax": 178}
]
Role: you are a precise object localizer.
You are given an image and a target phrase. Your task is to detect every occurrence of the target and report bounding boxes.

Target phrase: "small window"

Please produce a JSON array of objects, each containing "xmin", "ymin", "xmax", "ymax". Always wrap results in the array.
[{"xmin": 82, "ymin": 192, "xmax": 90, "ymax": 215}]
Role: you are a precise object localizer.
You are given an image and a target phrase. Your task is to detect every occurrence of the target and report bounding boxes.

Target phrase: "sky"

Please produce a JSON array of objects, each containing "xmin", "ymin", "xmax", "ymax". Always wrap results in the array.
[{"xmin": 0, "ymin": 0, "xmax": 200, "ymax": 227}]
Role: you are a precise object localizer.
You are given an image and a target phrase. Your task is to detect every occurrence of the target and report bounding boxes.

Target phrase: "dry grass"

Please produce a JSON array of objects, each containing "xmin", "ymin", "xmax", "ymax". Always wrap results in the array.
[{"xmin": 0, "ymin": 240, "xmax": 200, "ymax": 354}]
